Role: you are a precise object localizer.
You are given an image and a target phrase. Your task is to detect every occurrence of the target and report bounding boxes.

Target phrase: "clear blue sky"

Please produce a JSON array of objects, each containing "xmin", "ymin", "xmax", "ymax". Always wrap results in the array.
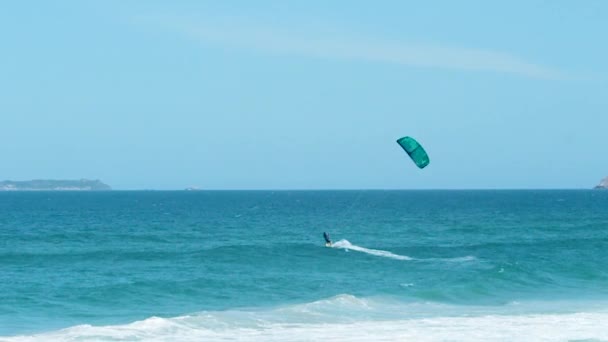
[{"xmin": 1, "ymin": 1, "xmax": 606, "ymax": 189}]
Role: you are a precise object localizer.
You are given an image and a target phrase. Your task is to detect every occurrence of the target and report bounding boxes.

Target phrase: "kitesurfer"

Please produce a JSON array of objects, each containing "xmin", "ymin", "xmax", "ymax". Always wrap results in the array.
[{"xmin": 323, "ymin": 232, "xmax": 332, "ymax": 247}]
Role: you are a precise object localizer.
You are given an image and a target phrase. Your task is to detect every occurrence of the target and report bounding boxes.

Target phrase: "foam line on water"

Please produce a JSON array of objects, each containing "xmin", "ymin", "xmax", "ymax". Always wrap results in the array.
[
  {"xmin": 5, "ymin": 296, "xmax": 608, "ymax": 341},
  {"xmin": 330, "ymin": 239, "xmax": 412, "ymax": 260},
  {"xmin": 330, "ymin": 240, "xmax": 477, "ymax": 263},
  {"xmin": 422, "ymin": 256, "xmax": 478, "ymax": 262},
  {"xmin": 5, "ymin": 310, "xmax": 608, "ymax": 342}
]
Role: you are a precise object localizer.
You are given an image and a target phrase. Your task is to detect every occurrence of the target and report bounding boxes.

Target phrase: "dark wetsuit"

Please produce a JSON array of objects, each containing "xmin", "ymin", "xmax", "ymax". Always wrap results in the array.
[{"xmin": 323, "ymin": 232, "xmax": 332, "ymax": 245}]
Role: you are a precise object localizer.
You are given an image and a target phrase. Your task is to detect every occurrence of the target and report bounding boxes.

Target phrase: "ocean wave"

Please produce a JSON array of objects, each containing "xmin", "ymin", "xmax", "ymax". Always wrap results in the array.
[
  {"xmin": 4, "ymin": 295, "xmax": 608, "ymax": 341},
  {"xmin": 441, "ymin": 236, "xmax": 608, "ymax": 250}
]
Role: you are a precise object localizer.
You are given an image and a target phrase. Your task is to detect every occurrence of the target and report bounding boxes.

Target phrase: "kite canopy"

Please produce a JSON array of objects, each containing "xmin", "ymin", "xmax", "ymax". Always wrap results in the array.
[{"xmin": 396, "ymin": 136, "xmax": 430, "ymax": 169}]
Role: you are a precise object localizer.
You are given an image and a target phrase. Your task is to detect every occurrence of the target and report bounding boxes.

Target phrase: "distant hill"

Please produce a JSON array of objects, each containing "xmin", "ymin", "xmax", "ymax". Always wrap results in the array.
[
  {"xmin": 0, "ymin": 179, "xmax": 111, "ymax": 191},
  {"xmin": 594, "ymin": 177, "xmax": 608, "ymax": 189}
]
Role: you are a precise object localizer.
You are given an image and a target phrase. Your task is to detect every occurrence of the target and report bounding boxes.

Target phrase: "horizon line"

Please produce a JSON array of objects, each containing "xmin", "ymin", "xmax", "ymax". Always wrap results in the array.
[{"xmin": 1, "ymin": 188, "xmax": 600, "ymax": 192}]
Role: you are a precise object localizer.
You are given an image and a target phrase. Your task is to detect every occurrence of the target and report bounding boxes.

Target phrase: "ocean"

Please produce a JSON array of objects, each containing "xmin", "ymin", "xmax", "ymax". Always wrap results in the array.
[{"xmin": 1, "ymin": 190, "xmax": 607, "ymax": 341}]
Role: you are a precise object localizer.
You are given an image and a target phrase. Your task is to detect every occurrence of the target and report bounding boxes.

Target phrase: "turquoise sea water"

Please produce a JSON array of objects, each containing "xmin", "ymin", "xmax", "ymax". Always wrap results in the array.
[{"xmin": 1, "ymin": 190, "xmax": 608, "ymax": 341}]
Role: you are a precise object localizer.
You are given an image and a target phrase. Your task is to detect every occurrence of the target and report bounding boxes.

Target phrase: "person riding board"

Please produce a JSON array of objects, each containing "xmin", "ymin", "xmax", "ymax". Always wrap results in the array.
[{"xmin": 323, "ymin": 232, "xmax": 332, "ymax": 247}]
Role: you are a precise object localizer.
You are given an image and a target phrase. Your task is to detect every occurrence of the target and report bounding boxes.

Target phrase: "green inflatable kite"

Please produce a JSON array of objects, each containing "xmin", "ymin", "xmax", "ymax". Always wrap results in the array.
[{"xmin": 396, "ymin": 136, "xmax": 430, "ymax": 169}]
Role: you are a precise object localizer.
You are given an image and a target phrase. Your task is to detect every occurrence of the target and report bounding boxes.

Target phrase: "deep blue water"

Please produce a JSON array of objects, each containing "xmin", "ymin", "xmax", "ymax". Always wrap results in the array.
[{"xmin": 1, "ymin": 190, "xmax": 607, "ymax": 340}]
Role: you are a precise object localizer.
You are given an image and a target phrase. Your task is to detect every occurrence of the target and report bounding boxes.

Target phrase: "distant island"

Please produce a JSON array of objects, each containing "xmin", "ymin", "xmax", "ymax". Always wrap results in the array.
[
  {"xmin": 0, "ymin": 179, "xmax": 111, "ymax": 191},
  {"xmin": 595, "ymin": 177, "xmax": 608, "ymax": 189}
]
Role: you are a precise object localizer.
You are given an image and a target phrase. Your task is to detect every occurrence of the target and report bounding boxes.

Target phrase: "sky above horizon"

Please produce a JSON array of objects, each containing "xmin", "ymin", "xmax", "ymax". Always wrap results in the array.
[{"xmin": 1, "ymin": 1, "xmax": 607, "ymax": 189}]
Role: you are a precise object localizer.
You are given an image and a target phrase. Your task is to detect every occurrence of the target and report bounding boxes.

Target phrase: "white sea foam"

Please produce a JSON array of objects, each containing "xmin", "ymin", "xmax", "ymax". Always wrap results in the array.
[
  {"xmin": 330, "ymin": 240, "xmax": 476, "ymax": 263},
  {"xmin": 330, "ymin": 239, "xmax": 412, "ymax": 260},
  {"xmin": 424, "ymin": 255, "xmax": 478, "ymax": 262},
  {"xmin": 4, "ymin": 302, "xmax": 608, "ymax": 342}
]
